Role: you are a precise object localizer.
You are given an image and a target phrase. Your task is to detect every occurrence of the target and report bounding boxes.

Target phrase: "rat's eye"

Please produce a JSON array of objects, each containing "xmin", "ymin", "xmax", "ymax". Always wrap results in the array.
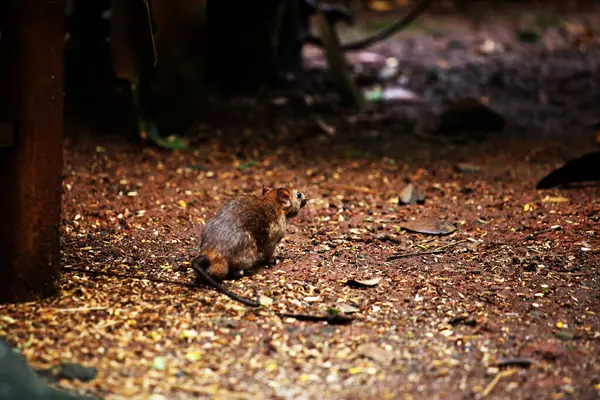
[{"xmin": 296, "ymin": 191, "xmax": 302, "ymax": 200}]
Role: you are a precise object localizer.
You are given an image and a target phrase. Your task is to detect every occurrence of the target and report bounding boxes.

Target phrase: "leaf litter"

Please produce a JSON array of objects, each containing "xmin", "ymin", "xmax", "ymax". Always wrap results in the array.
[{"xmin": 2, "ymin": 2, "xmax": 600, "ymax": 399}]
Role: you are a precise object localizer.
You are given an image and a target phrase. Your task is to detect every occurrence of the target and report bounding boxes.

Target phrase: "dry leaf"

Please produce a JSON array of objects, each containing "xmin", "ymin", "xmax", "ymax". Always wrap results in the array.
[
  {"xmin": 356, "ymin": 343, "xmax": 394, "ymax": 365},
  {"xmin": 399, "ymin": 183, "xmax": 425, "ymax": 205},
  {"xmin": 399, "ymin": 220, "xmax": 457, "ymax": 235},
  {"xmin": 542, "ymin": 195, "xmax": 569, "ymax": 203},
  {"xmin": 346, "ymin": 277, "xmax": 382, "ymax": 288},
  {"xmin": 337, "ymin": 303, "xmax": 361, "ymax": 314}
]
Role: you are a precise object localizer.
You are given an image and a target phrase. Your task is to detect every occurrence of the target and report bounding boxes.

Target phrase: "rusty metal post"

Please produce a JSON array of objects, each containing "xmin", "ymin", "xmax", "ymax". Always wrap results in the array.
[{"xmin": 0, "ymin": 0, "xmax": 65, "ymax": 302}]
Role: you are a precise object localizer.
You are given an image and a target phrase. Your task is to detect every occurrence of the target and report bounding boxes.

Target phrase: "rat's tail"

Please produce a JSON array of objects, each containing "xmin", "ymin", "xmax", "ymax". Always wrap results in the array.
[{"xmin": 191, "ymin": 251, "xmax": 261, "ymax": 307}]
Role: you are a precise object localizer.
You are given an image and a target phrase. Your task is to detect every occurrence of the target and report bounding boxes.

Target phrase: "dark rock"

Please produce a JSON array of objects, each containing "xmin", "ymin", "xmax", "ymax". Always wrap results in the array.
[{"xmin": 437, "ymin": 98, "xmax": 506, "ymax": 134}]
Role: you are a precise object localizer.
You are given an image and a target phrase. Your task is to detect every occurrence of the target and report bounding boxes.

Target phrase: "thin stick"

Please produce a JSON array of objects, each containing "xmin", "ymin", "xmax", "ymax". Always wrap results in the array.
[
  {"xmin": 522, "ymin": 226, "xmax": 561, "ymax": 241},
  {"xmin": 482, "ymin": 369, "xmax": 517, "ymax": 398},
  {"xmin": 386, "ymin": 249, "xmax": 446, "ymax": 261}
]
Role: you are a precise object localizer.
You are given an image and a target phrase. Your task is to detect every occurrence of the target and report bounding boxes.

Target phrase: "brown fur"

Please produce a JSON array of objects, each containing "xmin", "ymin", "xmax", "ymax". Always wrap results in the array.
[{"xmin": 191, "ymin": 185, "xmax": 307, "ymax": 305}]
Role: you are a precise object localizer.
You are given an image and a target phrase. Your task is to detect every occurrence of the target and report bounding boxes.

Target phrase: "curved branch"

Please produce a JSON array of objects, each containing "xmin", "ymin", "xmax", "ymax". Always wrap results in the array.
[{"xmin": 309, "ymin": 0, "xmax": 433, "ymax": 52}]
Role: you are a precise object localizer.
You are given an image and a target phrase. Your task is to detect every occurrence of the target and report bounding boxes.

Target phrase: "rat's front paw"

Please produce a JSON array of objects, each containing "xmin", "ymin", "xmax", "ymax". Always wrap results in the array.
[{"xmin": 228, "ymin": 269, "xmax": 245, "ymax": 279}]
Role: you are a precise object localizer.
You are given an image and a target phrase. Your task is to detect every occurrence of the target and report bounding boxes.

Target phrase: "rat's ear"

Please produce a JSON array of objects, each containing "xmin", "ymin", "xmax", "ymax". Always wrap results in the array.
[{"xmin": 277, "ymin": 188, "xmax": 291, "ymax": 208}]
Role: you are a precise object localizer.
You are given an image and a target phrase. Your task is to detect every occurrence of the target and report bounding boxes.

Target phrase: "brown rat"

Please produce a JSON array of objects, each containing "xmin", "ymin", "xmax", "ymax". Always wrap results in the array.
[{"xmin": 192, "ymin": 185, "xmax": 307, "ymax": 306}]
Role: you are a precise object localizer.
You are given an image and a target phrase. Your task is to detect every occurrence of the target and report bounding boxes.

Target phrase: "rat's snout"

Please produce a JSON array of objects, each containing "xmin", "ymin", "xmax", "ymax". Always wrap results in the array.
[{"xmin": 300, "ymin": 198, "xmax": 307, "ymax": 208}]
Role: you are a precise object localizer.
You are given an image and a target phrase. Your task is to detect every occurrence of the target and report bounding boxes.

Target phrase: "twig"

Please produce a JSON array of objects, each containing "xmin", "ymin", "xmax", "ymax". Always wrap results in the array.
[
  {"xmin": 482, "ymin": 368, "xmax": 517, "ymax": 398},
  {"xmin": 387, "ymin": 239, "xmax": 468, "ymax": 261},
  {"xmin": 310, "ymin": 0, "xmax": 434, "ymax": 51},
  {"xmin": 522, "ymin": 226, "xmax": 561, "ymax": 241},
  {"xmin": 496, "ymin": 358, "xmax": 533, "ymax": 369},
  {"xmin": 276, "ymin": 312, "xmax": 354, "ymax": 325},
  {"xmin": 386, "ymin": 249, "xmax": 446, "ymax": 261}
]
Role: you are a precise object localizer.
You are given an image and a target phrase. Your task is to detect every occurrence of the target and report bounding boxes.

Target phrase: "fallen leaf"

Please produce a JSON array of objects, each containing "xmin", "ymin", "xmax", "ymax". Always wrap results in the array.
[
  {"xmin": 259, "ymin": 296, "xmax": 273, "ymax": 306},
  {"xmin": 151, "ymin": 356, "xmax": 167, "ymax": 371},
  {"xmin": 356, "ymin": 343, "xmax": 394, "ymax": 365},
  {"xmin": 364, "ymin": 86, "xmax": 419, "ymax": 103},
  {"xmin": 399, "ymin": 220, "xmax": 457, "ymax": 235},
  {"xmin": 337, "ymin": 303, "xmax": 361, "ymax": 314},
  {"xmin": 271, "ymin": 97, "xmax": 288, "ymax": 107},
  {"xmin": 399, "ymin": 183, "xmax": 425, "ymax": 205},
  {"xmin": 346, "ymin": 277, "xmax": 382, "ymax": 288},
  {"xmin": 315, "ymin": 117, "xmax": 336, "ymax": 136},
  {"xmin": 455, "ymin": 163, "xmax": 481, "ymax": 173},
  {"xmin": 542, "ymin": 195, "xmax": 569, "ymax": 203},
  {"xmin": 185, "ymin": 351, "xmax": 202, "ymax": 362},
  {"xmin": 304, "ymin": 296, "xmax": 321, "ymax": 302},
  {"xmin": 236, "ymin": 160, "xmax": 258, "ymax": 171}
]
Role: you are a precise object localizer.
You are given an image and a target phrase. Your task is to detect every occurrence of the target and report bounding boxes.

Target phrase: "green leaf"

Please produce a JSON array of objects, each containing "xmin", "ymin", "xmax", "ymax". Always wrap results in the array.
[
  {"xmin": 364, "ymin": 88, "xmax": 384, "ymax": 102},
  {"xmin": 152, "ymin": 135, "xmax": 188, "ymax": 151},
  {"xmin": 237, "ymin": 160, "xmax": 258, "ymax": 171}
]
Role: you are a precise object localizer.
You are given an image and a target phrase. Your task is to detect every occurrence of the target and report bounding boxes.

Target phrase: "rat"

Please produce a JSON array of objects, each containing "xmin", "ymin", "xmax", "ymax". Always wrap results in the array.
[{"xmin": 192, "ymin": 185, "xmax": 307, "ymax": 307}]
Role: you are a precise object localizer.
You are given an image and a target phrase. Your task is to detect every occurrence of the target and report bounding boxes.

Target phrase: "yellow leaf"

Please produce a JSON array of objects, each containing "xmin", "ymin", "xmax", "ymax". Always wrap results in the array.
[
  {"xmin": 265, "ymin": 360, "xmax": 278, "ymax": 372},
  {"xmin": 524, "ymin": 203, "xmax": 531, "ymax": 212},
  {"xmin": 178, "ymin": 200, "xmax": 187, "ymax": 208},
  {"xmin": 185, "ymin": 351, "xmax": 202, "ymax": 362}
]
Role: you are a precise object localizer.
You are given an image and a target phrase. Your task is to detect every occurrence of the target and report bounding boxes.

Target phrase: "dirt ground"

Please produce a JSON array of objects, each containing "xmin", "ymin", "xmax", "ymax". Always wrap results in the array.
[{"xmin": 1, "ymin": 1, "xmax": 600, "ymax": 399}]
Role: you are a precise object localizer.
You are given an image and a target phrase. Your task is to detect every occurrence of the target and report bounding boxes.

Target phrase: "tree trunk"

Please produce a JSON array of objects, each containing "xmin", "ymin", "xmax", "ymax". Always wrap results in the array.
[{"xmin": 0, "ymin": 0, "xmax": 65, "ymax": 303}]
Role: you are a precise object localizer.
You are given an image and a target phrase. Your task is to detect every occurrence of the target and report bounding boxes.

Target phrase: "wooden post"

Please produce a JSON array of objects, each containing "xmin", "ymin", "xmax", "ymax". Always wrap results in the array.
[{"xmin": 0, "ymin": 0, "xmax": 65, "ymax": 303}]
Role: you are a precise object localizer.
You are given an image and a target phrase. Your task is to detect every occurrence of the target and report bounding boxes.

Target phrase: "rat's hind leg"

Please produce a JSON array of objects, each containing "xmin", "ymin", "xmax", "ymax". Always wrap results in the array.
[
  {"xmin": 204, "ymin": 250, "xmax": 229, "ymax": 279},
  {"xmin": 193, "ymin": 250, "xmax": 229, "ymax": 280},
  {"xmin": 228, "ymin": 240, "xmax": 260, "ymax": 276},
  {"xmin": 206, "ymin": 258, "xmax": 229, "ymax": 279}
]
